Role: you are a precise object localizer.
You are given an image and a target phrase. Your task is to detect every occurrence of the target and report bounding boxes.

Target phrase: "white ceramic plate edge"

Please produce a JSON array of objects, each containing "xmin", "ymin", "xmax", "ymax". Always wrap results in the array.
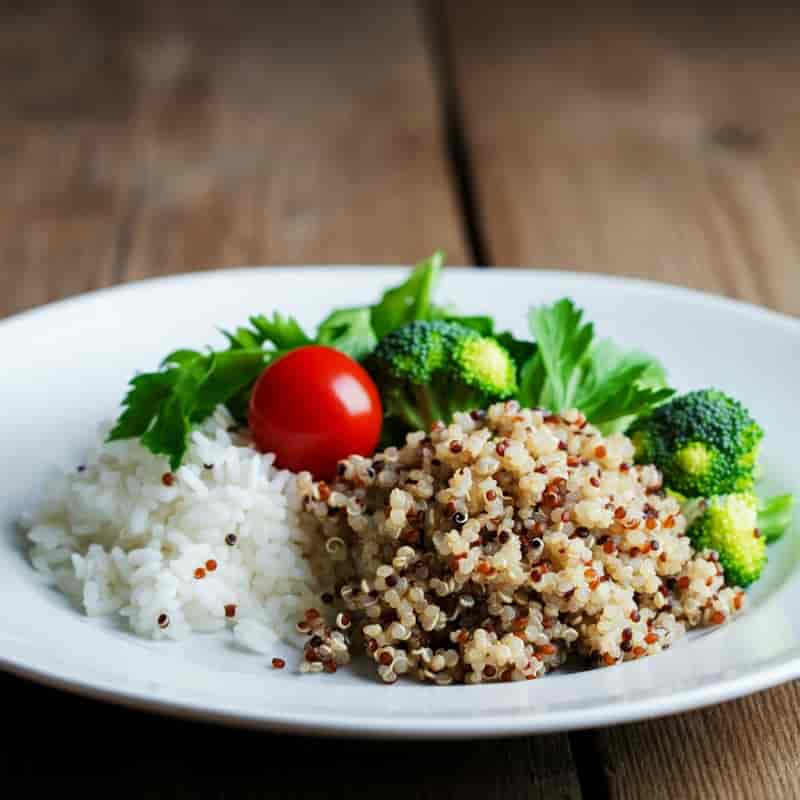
[
  {"xmin": 0, "ymin": 642, "xmax": 797, "ymax": 739},
  {"xmin": 3, "ymin": 265, "xmax": 800, "ymax": 739}
]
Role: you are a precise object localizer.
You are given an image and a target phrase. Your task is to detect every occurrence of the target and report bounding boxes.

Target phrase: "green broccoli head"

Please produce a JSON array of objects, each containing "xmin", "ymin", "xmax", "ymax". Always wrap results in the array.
[
  {"xmin": 369, "ymin": 320, "xmax": 517, "ymax": 436},
  {"xmin": 372, "ymin": 320, "xmax": 455, "ymax": 384},
  {"xmin": 686, "ymin": 493, "xmax": 765, "ymax": 587},
  {"xmin": 451, "ymin": 334, "xmax": 518, "ymax": 397},
  {"xmin": 627, "ymin": 389, "xmax": 763, "ymax": 497}
]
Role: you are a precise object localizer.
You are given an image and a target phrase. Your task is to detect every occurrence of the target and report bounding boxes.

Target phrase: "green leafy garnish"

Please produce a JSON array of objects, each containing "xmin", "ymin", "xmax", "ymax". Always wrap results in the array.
[
  {"xmin": 110, "ymin": 259, "xmax": 678, "ymax": 471},
  {"xmin": 223, "ymin": 312, "xmax": 312, "ymax": 351},
  {"xmin": 758, "ymin": 493, "xmax": 794, "ymax": 544},
  {"xmin": 109, "ymin": 349, "xmax": 269, "ymax": 469},
  {"xmin": 495, "ymin": 331, "xmax": 536, "ymax": 370},
  {"xmin": 162, "ymin": 349, "xmax": 204, "ymax": 367},
  {"xmin": 370, "ymin": 251, "xmax": 443, "ymax": 339},
  {"xmin": 189, "ymin": 350, "xmax": 268, "ymax": 423},
  {"xmin": 518, "ymin": 298, "xmax": 674, "ymax": 432},
  {"xmin": 441, "ymin": 315, "xmax": 495, "ymax": 337},
  {"xmin": 139, "ymin": 394, "xmax": 191, "ymax": 469},
  {"xmin": 316, "ymin": 307, "xmax": 377, "ymax": 361},
  {"xmin": 572, "ymin": 340, "xmax": 675, "ymax": 432},
  {"xmin": 522, "ymin": 299, "xmax": 595, "ymax": 412},
  {"xmin": 109, "ymin": 253, "xmax": 451, "ymax": 468},
  {"xmin": 312, "ymin": 251, "xmax": 449, "ymax": 359},
  {"xmin": 108, "ymin": 371, "xmax": 179, "ymax": 441}
]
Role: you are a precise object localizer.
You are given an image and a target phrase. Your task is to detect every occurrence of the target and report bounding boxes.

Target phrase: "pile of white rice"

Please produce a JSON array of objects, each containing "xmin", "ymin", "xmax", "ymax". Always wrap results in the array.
[{"xmin": 24, "ymin": 407, "xmax": 325, "ymax": 652}]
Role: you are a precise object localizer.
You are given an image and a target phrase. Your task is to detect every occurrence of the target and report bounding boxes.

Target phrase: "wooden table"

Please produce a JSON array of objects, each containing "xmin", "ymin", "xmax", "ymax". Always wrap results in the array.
[{"xmin": 3, "ymin": 1, "xmax": 799, "ymax": 795}]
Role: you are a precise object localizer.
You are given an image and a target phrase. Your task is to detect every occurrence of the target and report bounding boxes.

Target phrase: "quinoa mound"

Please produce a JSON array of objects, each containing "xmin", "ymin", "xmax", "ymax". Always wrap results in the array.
[{"xmin": 294, "ymin": 402, "xmax": 745, "ymax": 684}]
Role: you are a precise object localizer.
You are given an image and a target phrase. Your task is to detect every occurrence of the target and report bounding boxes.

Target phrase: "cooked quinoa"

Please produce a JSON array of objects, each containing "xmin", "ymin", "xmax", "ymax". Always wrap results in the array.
[{"xmin": 294, "ymin": 402, "xmax": 745, "ymax": 684}]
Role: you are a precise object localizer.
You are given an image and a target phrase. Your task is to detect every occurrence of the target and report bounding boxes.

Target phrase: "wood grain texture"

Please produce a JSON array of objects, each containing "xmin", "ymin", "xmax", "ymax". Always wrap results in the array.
[
  {"xmin": 0, "ymin": 2, "xmax": 580, "ymax": 798},
  {"xmin": 592, "ymin": 684, "xmax": 800, "ymax": 800},
  {"xmin": 442, "ymin": 0, "xmax": 800, "ymax": 314},
  {"xmin": 443, "ymin": 2, "xmax": 800, "ymax": 798},
  {"xmin": 0, "ymin": 0, "xmax": 467, "ymax": 318}
]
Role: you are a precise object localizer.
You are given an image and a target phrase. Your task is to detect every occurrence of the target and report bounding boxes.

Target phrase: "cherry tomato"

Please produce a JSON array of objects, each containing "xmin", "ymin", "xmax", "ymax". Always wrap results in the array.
[{"xmin": 249, "ymin": 345, "xmax": 382, "ymax": 479}]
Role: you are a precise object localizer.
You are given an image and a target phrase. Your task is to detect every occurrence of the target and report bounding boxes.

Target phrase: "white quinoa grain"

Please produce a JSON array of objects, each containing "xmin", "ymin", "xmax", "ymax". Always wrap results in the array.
[{"xmin": 297, "ymin": 403, "xmax": 744, "ymax": 684}]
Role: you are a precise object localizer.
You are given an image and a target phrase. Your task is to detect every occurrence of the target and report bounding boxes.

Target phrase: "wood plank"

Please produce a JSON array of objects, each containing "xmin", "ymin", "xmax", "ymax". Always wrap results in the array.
[
  {"xmin": 592, "ymin": 684, "xmax": 800, "ymax": 800},
  {"xmin": 444, "ymin": 2, "xmax": 800, "ymax": 798},
  {"xmin": 0, "ymin": 0, "xmax": 467, "ymax": 318},
  {"xmin": 443, "ymin": 0, "xmax": 800, "ymax": 313},
  {"xmin": 0, "ymin": 2, "xmax": 580, "ymax": 798}
]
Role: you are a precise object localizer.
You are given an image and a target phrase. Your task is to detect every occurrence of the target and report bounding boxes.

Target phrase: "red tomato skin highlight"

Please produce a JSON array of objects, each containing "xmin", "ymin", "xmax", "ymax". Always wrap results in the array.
[{"xmin": 248, "ymin": 345, "xmax": 382, "ymax": 479}]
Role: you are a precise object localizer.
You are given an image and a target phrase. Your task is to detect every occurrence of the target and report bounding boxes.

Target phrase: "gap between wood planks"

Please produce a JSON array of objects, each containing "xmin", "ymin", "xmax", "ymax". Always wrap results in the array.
[
  {"xmin": 424, "ymin": 2, "xmax": 610, "ymax": 797},
  {"xmin": 424, "ymin": 0, "xmax": 490, "ymax": 268}
]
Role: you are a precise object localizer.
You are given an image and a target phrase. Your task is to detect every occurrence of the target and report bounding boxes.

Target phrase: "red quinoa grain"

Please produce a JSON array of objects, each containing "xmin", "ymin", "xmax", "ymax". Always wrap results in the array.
[{"xmin": 293, "ymin": 402, "xmax": 745, "ymax": 684}]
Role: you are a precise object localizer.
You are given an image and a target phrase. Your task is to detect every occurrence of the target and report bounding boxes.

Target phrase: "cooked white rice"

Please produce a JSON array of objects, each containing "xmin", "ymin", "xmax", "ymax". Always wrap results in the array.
[{"xmin": 24, "ymin": 407, "xmax": 323, "ymax": 649}]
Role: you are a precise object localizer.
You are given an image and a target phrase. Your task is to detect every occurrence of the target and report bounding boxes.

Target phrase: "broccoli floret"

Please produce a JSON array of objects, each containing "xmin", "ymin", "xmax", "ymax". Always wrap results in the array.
[
  {"xmin": 627, "ymin": 389, "xmax": 763, "ymax": 497},
  {"xmin": 685, "ymin": 493, "xmax": 765, "ymax": 587},
  {"xmin": 451, "ymin": 333, "xmax": 518, "ymax": 398},
  {"xmin": 369, "ymin": 320, "xmax": 517, "ymax": 435},
  {"xmin": 373, "ymin": 319, "xmax": 455, "ymax": 384}
]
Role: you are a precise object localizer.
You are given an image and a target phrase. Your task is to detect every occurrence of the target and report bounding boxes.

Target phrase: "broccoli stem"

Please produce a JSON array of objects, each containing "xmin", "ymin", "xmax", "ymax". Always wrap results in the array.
[
  {"xmin": 393, "ymin": 390, "xmax": 428, "ymax": 432},
  {"xmin": 445, "ymin": 382, "xmax": 486, "ymax": 423},
  {"xmin": 413, "ymin": 384, "xmax": 448, "ymax": 429},
  {"xmin": 758, "ymin": 493, "xmax": 794, "ymax": 544}
]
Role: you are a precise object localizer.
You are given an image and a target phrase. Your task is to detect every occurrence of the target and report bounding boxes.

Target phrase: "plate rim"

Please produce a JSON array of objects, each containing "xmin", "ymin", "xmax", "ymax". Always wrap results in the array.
[
  {"xmin": 1, "ymin": 644, "xmax": 797, "ymax": 739},
  {"xmin": 3, "ymin": 264, "xmax": 799, "ymax": 739},
  {"xmin": 3, "ymin": 263, "xmax": 800, "ymax": 337}
]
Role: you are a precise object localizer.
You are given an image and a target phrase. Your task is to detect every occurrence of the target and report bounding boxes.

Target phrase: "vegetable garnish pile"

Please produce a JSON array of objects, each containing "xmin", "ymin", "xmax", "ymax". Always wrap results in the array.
[{"xmin": 110, "ymin": 253, "xmax": 793, "ymax": 587}]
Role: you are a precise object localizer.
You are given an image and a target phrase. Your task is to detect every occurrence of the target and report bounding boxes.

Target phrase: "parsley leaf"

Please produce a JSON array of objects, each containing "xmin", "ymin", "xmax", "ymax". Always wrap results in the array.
[
  {"xmin": 108, "ymin": 371, "xmax": 179, "ymax": 441},
  {"xmin": 495, "ymin": 331, "xmax": 536, "ymax": 370},
  {"xmin": 110, "ymin": 348, "xmax": 270, "ymax": 469},
  {"xmin": 223, "ymin": 312, "xmax": 311, "ymax": 352},
  {"xmin": 370, "ymin": 251, "xmax": 444, "ymax": 339},
  {"xmin": 758, "ymin": 494, "xmax": 794, "ymax": 544},
  {"xmin": 519, "ymin": 298, "xmax": 674, "ymax": 432},
  {"xmin": 162, "ymin": 349, "xmax": 203, "ymax": 367},
  {"xmin": 249, "ymin": 313, "xmax": 311, "ymax": 349},
  {"xmin": 522, "ymin": 299, "xmax": 595, "ymax": 411},
  {"xmin": 316, "ymin": 307, "xmax": 377, "ymax": 361},
  {"xmin": 191, "ymin": 350, "xmax": 269, "ymax": 423},
  {"xmin": 573, "ymin": 341, "xmax": 675, "ymax": 432},
  {"xmin": 443, "ymin": 315, "xmax": 495, "ymax": 336},
  {"xmin": 312, "ymin": 251, "xmax": 449, "ymax": 360},
  {"xmin": 221, "ymin": 326, "xmax": 262, "ymax": 351},
  {"xmin": 130, "ymin": 354, "xmax": 211, "ymax": 468},
  {"xmin": 140, "ymin": 394, "xmax": 191, "ymax": 468}
]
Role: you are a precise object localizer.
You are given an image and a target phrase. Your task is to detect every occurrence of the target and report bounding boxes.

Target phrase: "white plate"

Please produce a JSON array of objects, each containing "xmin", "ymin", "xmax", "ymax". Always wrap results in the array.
[{"xmin": 2, "ymin": 267, "xmax": 799, "ymax": 739}]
